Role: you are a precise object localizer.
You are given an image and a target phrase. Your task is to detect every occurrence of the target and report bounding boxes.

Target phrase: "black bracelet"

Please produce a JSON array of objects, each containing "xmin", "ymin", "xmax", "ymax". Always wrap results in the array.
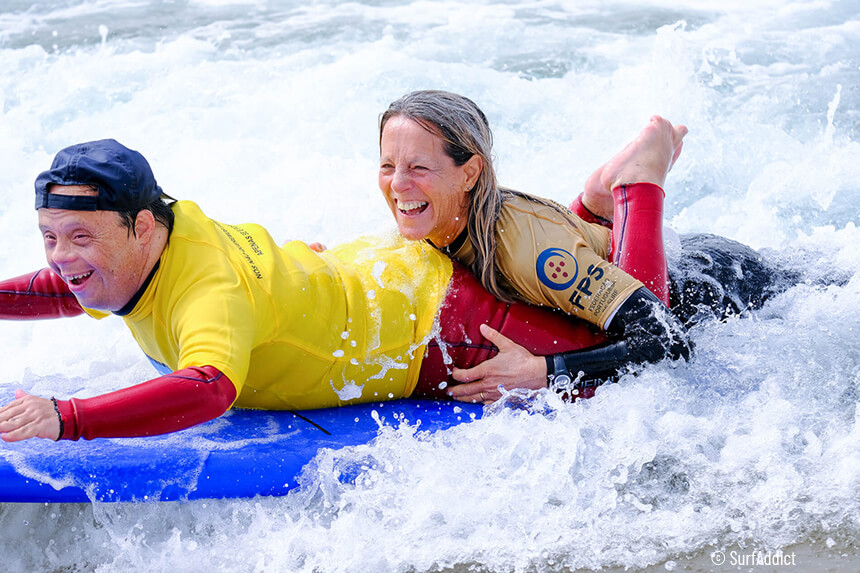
[{"xmin": 50, "ymin": 397, "xmax": 64, "ymax": 441}]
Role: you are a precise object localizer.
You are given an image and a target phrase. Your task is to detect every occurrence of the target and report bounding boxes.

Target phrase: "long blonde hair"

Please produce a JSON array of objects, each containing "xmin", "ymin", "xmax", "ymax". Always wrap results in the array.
[{"xmin": 380, "ymin": 90, "xmax": 576, "ymax": 302}]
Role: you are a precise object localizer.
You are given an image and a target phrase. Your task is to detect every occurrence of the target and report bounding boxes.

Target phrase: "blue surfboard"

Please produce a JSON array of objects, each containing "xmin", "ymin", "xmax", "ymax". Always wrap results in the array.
[{"xmin": 0, "ymin": 400, "xmax": 483, "ymax": 503}]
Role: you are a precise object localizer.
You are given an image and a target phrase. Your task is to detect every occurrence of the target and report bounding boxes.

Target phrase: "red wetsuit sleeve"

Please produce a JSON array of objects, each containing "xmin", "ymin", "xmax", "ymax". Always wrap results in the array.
[
  {"xmin": 0, "ymin": 269, "xmax": 84, "ymax": 319},
  {"xmin": 54, "ymin": 365, "xmax": 237, "ymax": 440}
]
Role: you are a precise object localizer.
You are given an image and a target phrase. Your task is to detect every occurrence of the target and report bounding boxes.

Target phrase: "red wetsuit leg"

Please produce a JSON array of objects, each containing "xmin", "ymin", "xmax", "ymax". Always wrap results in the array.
[
  {"xmin": 610, "ymin": 183, "xmax": 670, "ymax": 305},
  {"xmin": 54, "ymin": 365, "xmax": 236, "ymax": 440},
  {"xmin": 415, "ymin": 263, "xmax": 607, "ymax": 400},
  {"xmin": 570, "ymin": 187, "xmax": 670, "ymax": 305},
  {"xmin": 0, "ymin": 269, "xmax": 84, "ymax": 319}
]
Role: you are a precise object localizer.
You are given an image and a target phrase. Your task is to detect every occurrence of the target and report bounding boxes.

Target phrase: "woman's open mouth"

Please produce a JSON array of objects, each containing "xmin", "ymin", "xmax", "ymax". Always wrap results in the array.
[{"xmin": 397, "ymin": 200, "xmax": 429, "ymax": 215}]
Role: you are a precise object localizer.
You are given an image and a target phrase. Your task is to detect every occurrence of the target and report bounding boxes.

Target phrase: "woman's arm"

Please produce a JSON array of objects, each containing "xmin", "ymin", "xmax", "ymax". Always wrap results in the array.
[
  {"xmin": 545, "ymin": 287, "xmax": 690, "ymax": 391},
  {"xmin": 446, "ymin": 287, "xmax": 690, "ymax": 403}
]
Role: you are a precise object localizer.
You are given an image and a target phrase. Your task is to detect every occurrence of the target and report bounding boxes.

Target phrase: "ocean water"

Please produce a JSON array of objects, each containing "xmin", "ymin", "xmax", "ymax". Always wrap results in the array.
[{"xmin": 1, "ymin": 0, "xmax": 859, "ymax": 571}]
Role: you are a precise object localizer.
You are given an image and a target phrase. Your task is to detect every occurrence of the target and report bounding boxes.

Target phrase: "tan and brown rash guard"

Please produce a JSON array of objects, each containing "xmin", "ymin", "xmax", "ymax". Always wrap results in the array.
[{"xmin": 444, "ymin": 192, "xmax": 644, "ymax": 329}]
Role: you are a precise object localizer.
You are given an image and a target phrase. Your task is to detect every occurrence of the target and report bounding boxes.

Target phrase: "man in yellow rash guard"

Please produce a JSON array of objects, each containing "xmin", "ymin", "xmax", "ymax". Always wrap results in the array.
[
  {"xmin": 87, "ymin": 200, "xmax": 454, "ymax": 411},
  {"xmin": 0, "ymin": 139, "xmax": 601, "ymax": 442}
]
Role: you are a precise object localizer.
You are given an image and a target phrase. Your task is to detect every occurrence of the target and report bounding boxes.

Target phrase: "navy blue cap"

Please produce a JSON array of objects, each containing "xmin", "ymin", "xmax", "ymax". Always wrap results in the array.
[{"xmin": 35, "ymin": 139, "xmax": 163, "ymax": 211}]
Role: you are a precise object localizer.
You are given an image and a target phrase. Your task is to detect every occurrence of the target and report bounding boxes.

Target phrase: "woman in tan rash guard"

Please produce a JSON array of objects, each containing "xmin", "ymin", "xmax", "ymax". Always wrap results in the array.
[{"xmin": 378, "ymin": 90, "xmax": 691, "ymax": 403}]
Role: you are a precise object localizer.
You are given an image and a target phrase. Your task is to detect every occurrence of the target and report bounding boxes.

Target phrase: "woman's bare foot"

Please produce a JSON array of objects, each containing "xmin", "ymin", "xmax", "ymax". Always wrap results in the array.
[{"xmin": 581, "ymin": 116, "xmax": 687, "ymax": 221}]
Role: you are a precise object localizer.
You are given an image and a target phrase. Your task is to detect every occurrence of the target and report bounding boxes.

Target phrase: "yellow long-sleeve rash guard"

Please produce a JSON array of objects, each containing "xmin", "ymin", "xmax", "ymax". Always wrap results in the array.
[{"xmin": 84, "ymin": 201, "xmax": 453, "ymax": 410}]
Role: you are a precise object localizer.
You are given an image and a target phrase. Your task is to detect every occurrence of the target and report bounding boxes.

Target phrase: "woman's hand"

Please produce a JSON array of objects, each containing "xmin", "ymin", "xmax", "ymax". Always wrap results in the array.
[
  {"xmin": 0, "ymin": 389, "xmax": 61, "ymax": 442},
  {"xmin": 448, "ymin": 323, "xmax": 547, "ymax": 404}
]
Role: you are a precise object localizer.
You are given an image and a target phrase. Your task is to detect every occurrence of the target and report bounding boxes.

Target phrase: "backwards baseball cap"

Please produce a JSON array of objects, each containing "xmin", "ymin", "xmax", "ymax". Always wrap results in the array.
[{"xmin": 34, "ymin": 139, "xmax": 163, "ymax": 211}]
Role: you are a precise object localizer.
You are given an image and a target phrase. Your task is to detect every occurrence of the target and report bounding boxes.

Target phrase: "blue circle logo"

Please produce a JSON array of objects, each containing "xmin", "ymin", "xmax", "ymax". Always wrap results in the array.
[{"xmin": 536, "ymin": 247, "xmax": 578, "ymax": 290}]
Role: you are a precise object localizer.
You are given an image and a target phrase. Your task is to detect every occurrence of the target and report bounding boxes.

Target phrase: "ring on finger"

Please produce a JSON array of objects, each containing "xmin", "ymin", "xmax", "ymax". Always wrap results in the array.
[{"xmin": 480, "ymin": 392, "xmax": 485, "ymax": 402}]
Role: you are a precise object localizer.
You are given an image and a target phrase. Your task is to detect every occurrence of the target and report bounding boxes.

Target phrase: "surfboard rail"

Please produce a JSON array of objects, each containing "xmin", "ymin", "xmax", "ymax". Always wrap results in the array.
[{"xmin": 0, "ymin": 399, "xmax": 483, "ymax": 503}]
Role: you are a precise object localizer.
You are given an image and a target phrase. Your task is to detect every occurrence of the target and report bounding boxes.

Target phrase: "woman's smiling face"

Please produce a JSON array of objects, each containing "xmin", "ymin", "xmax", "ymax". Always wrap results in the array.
[{"xmin": 378, "ymin": 116, "xmax": 480, "ymax": 247}]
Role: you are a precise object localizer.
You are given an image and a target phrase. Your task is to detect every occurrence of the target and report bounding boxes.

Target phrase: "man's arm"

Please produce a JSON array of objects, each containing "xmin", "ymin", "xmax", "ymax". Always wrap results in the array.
[
  {"xmin": 0, "ymin": 365, "xmax": 236, "ymax": 441},
  {"xmin": 0, "ymin": 269, "xmax": 84, "ymax": 319}
]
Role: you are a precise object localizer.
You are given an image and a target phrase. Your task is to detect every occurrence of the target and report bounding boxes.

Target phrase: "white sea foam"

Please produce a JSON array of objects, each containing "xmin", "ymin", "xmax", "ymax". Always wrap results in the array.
[{"xmin": 1, "ymin": 0, "xmax": 859, "ymax": 571}]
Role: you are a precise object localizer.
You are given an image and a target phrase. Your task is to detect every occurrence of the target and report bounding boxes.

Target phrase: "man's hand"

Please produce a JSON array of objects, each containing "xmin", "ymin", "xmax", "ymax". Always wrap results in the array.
[
  {"xmin": 0, "ymin": 389, "xmax": 61, "ymax": 442},
  {"xmin": 448, "ymin": 323, "xmax": 547, "ymax": 404}
]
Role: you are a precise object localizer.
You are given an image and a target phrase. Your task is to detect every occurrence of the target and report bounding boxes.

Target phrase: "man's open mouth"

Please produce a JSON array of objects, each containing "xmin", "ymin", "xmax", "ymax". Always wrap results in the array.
[{"xmin": 67, "ymin": 271, "xmax": 93, "ymax": 286}]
